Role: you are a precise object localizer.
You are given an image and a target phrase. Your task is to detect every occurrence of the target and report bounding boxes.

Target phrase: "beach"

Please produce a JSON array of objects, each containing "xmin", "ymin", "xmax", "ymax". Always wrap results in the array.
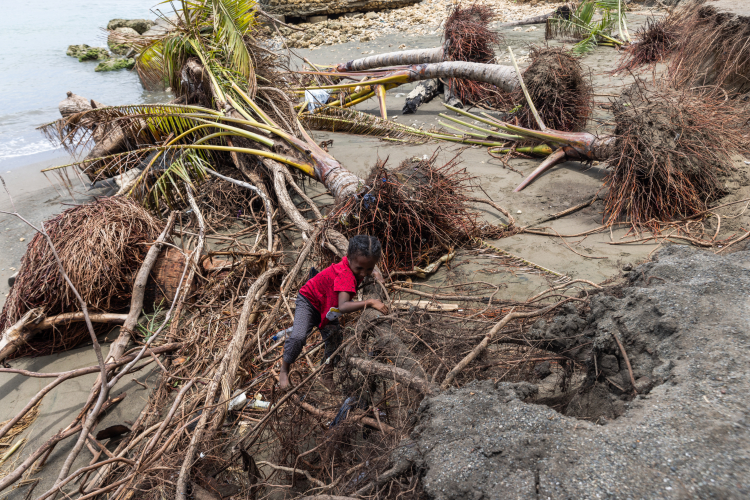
[{"xmin": 4, "ymin": 1, "xmax": 750, "ymax": 497}]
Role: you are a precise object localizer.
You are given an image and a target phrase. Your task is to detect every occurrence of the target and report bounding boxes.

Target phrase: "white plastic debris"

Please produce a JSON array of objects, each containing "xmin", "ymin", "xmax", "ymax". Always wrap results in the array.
[
  {"xmin": 228, "ymin": 392, "xmax": 248, "ymax": 411},
  {"xmin": 304, "ymin": 89, "xmax": 330, "ymax": 111},
  {"xmin": 250, "ymin": 394, "xmax": 271, "ymax": 409}
]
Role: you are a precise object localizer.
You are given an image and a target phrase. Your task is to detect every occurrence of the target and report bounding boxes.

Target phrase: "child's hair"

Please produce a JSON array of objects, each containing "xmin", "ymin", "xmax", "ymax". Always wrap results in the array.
[{"xmin": 347, "ymin": 235, "xmax": 382, "ymax": 260}]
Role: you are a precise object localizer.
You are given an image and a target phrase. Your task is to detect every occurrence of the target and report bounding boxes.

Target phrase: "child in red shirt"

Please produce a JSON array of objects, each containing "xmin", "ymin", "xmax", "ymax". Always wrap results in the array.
[{"xmin": 279, "ymin": 235, "xmax": 388, "ymax": 390}]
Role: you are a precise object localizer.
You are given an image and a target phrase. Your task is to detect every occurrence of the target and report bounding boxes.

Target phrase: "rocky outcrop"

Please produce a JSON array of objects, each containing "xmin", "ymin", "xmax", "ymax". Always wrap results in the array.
[
  {"xmin": 107, "ymin": 18, "xmax": 155, "ymax": 34},
  {"xmin": 95, "ymin": 58, "xmax": 135, "ymax": 72},
  {"xmin": 108, "ymin": 27, "xmax": 140, "ymax": 55},
  {"xmin": 259, "ymin": 0, "xmax": 420, "ymax": 18},
  {"xmin": 67, "ymin": 45, "xmax": 110, "ymax": 62}
]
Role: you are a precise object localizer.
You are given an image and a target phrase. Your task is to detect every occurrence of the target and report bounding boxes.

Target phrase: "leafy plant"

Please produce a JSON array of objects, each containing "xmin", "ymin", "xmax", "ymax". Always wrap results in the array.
[
  {"xmin": 546, "ymin": 0, "xmax": 631, "ymax": 54},
  {"xmin": 137, "ymin": 305, "xmax": 169, "ymax": 342}
]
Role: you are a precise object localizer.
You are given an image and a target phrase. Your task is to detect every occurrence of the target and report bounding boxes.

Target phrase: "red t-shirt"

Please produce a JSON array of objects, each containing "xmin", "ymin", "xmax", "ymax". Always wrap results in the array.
[{"xmin": 299, "ymin": 257, "xmax": 358, "ymax": 328}]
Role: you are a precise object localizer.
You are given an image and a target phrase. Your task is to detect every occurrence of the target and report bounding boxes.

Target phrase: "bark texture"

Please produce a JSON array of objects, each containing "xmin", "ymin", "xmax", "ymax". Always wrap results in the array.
[{"xmin": 336, "ymin": 46, "xmax": 445, "ymax": 72}]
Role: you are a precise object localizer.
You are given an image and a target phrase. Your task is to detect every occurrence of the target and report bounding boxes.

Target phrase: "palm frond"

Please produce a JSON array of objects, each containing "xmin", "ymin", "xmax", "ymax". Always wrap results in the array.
[
  {"xmin": 212, "ymin": 0, "xmax": 257, "ymax": 95},
  {"xmin": 138, "ymin": 149, "xmax": 210, "ymax": 209},
  {"xmin": 40, "ymin": 104, "xmax": 224, "ymax": 154},
  {"xmin": 546, "ymin": 0, "xmax": 627, "ymax": 52},
  {"xmin": 300, "ymin": 107, "xmax": 431, "ymax": 143},
  {"xmin": 136, "ymin": 34, "xmax": 194, "ymax": 91}
]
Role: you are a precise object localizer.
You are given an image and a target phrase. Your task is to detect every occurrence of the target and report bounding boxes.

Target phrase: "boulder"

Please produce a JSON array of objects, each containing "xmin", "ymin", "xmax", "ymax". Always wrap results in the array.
[
  {"xmin": 66, "ymin": 44, "xmax": 90, "ymax": 57},
  {"xmin": 108, "ymin": 27, "xmax": 140, "ymax": 55},
  {"xmin": 107, "ymin": 19, "xmax": 128, "ymax": 30},
  {"xmin": 258, "ymin": 0, "xmax": 420, "ymax": 18},
  {"xmin": 107, "ymin": 18, "xmax": 154, "ymax": 34},
  {"xmin": 78, "ymin": 47, "xmax": 111, "ymax": 62},
  {"xmin": 142, "ymin": 15, "xmax": 181, "ymax": 36},
  {"xmin": 125, "ymin": 19, "xmax": 154, "ymax": 34},
  {"xmin": 95, "ymin": 58, "xmax": 135, "ymax": 72}
]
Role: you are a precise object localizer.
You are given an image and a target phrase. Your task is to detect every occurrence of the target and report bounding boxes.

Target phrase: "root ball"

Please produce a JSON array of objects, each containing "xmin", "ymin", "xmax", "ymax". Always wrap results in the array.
[
  {"xmin": 604, "ymin": 83, "xmax": 748, "ymax": 226},
  {"xmin": 515, "ymin": 47, "xmax": 592, "ymax": 132}
]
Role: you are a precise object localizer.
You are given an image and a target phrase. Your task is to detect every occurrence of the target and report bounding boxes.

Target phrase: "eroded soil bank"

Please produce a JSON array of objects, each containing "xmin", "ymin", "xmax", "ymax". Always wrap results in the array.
[{"xmin": 399, "ymin": 245, "xmax": 750, "ymax": 499}]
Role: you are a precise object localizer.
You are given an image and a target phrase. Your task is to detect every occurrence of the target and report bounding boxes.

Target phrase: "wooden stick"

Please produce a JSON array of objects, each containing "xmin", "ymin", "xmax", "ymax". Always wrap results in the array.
[
  {"xmin": 295, "ymin": 398, "xmax": 394, "ymax": 433},
  {"xmin": 441, "ymin": 300, "xmax": 571, "ymax": 389},
  {"xmin": 175, "ymin": 266, "xmax": 283, "ymax": 498},
  {"xmin": 105, "ymin": 212, "xmax": 176, "ymax": 366},
  {"xmin": 0, "ymin": 394, "xmax": 125, "ymax": 492},
  {"xmin": 610, "ymin": 331, "xmax": 637, "ymax": 395},
  {"xmin": 347, "ymin": 356, "xmax": 437, "ymax": 395},
  {"xmin": 508, "ymin": 46, "xmax": 545, "ymax": 131},
  {"xmin": 0, "ymin": 344, "xmax": 178, "ymax": 443}
]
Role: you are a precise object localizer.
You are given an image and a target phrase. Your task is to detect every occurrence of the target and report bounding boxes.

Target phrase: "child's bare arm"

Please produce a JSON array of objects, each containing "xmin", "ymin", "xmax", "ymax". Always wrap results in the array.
[{"xmin": 337, "ymin": 291, "xmax": 389, "ymax": 314}]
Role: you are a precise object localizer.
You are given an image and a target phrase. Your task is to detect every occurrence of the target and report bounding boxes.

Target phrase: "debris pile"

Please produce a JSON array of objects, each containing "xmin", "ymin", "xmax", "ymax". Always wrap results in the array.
[{"xmin": 2, "ymin": 0, "xmax": 750, "ymax": 499}]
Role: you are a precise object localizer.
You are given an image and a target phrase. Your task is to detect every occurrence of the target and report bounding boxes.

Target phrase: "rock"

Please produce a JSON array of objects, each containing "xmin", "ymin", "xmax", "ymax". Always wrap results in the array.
[
  {"xmin": 95, "ymin": 58, "xmax": 135, "ymax": 72},
  {"xmin": 634, "ymin": 376, "xmax": 653, "ymax": 394},
  {"xmin": 78, "ymin": 47, "xmax": 110, "ymax": 62},
  {"xmin": 125, "ymin": 19, "xmax": 154, "ymax": 34},
  {"xmin": 308, "ymin": 15, "xmax": 328, "ymax": 23},
  {"xmin": 107, "ymin": 19, "xmax": 128, "ymax": 30},
  {"xmin": 260, "ymin": 0, "xmax": 420, "ymax": 18},
  {"xmin": 66, "ymin": 44, "xmax": 90, "ymax": 57},
  {"xmin": 142, "ymin": 15, "xmax": 180, "ymax": 37},
  {"xmin": 107, "ymin": 18, "xmax": 154, "ymax": 34},
  {"xmin": 108, "ymin": 27, "xmax": 140, "ymax": 55},
  {"xmin": 534, "ymin": 361, "xmax": 552, "ymax": 379},
  {"xmin": 599, "ymin": 354, "xmax": 620, "ymax": 377},
  {"xmin": 365, "ymin": 11, "xmax": 379, "ymax": 19}
]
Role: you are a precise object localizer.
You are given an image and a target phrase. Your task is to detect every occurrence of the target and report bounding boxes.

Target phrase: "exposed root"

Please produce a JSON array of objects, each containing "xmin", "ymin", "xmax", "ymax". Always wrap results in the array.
[
  {"xmin": 615, "ymin": 14, "xmax": 681, "ymax": 72},
  {"xmin": 326, "ymin": 153, "xmax": 508, "ymax": 275},
  {"xmin": 0, "ymin": 198, "xmax": 162, "ymax": 356},
  {"xmin": 604, "ymin": 82, "xmax": 748, "ymax": 227},
  {"xmin": 443, "ymin": 4, "xmax": 511, "ymax": 108},
  {"xmin": 514, "ymin": 47, "xmax": 592, "ymax": 132}
]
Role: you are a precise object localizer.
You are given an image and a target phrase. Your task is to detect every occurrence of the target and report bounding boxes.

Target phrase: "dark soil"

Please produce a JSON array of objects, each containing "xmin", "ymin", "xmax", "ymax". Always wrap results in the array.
[{"xmin": 397, "ymin": 245, "xmax": 750, "ymax": 498}]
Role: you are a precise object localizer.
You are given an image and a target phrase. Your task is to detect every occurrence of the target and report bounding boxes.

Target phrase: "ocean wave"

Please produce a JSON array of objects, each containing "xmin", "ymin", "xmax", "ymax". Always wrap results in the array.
[{"xmin": 0, "ymin": 136, "xmax": 59, "ymax": 161}]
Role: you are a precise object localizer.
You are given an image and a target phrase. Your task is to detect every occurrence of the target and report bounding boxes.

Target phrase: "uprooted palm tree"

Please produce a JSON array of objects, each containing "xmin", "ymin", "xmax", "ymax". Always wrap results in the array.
[
  {"xmin": 44, "ymin": 0, "xmax": 369, "ymax": 211},
  {"xmin": 449, "ymin": 82, "xmax": 747, "ymax": 227}
]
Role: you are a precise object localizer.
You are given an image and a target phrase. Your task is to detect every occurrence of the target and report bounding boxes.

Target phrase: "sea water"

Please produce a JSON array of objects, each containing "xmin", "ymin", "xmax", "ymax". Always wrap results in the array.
[{"xmin": 0, "ymin": 0, "xmax": 174, "ymax": 169}]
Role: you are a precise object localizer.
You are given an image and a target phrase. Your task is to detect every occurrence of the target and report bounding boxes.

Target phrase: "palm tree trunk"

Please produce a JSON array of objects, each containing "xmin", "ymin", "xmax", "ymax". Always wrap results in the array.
[
  {"xmin": 336, "ymin": 45, "xmax": 445, "ymax": 72},
  {"xmin": 406, "ymin": 61, "xmax": 519, "ymax": 92}
]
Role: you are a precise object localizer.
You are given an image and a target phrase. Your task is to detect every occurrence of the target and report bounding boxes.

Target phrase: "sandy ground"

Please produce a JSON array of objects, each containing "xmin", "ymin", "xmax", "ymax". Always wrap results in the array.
[{"xmin": 3, "ymin": 5, "xmax": 750, "ymax": 497}]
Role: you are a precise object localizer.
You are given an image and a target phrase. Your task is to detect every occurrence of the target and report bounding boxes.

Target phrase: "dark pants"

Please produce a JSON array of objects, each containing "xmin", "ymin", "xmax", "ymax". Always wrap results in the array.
[{"xmin": 282, "ymin": 294, "xmax": 342, "ymax": 365}]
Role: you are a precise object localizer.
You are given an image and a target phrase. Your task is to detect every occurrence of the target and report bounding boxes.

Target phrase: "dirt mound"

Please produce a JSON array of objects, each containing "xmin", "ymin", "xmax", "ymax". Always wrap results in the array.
[{"xmin": 401, "ymin": 245, "xmax": 750, "ymax": 498}]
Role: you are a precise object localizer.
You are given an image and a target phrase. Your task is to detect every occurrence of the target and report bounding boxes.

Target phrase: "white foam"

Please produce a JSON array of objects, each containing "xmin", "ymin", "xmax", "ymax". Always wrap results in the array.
[{"xmin": 0, "ymin": 136, "xmax": 59, "ymax": 161}]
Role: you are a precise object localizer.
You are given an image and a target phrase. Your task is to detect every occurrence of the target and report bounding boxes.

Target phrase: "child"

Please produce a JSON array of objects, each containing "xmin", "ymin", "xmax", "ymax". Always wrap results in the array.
[{"xmin": 279, "ymin": 235, "xmax": 388, "ymax": 390}]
